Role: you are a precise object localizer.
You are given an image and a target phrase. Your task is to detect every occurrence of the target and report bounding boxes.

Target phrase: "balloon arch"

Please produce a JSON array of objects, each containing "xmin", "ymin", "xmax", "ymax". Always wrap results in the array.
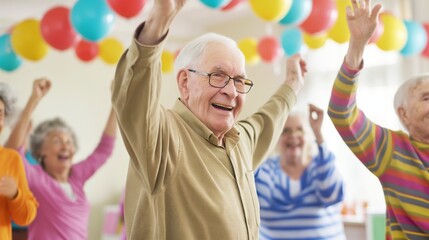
[{"xmin": 1, "ymin": 0, "xmax": 429, "ymax": 73}]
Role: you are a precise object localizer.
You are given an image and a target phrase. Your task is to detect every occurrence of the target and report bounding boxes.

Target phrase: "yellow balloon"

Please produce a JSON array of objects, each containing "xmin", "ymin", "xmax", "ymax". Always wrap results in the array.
[
  {"xmin": 161, "ymin": 50, "xmax": 174, "ymax": 73},
  {"xmin": 249, "ymin": 0, "xmax": 292, "ymax": 22},
  {"xmin": 238, "ymin": 38, "xmax": 260, "ymax": 65},
  {"xmin": 11, "ymin": 19, "xmax": 48, "ymax": 61},
  {"xmin": 303, "ymin": 33, "xmax": 328, "ymax": 49},
  {"xmin": 328, "ymin": 0, "xmax": 351, "ymax": 43},
  {"xmin": 376, "ymin": 14, "xmax": 407, "ymax": 51},
  {"xmin": 99, "ymin": 38, "xmax": 124, "ymax": 64}
]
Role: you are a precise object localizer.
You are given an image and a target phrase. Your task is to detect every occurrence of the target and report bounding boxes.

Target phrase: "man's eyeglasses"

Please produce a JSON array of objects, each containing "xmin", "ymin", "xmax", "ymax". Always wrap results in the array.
[{"xmin": 187, "ymin": 69, "xmax": 254, "ymax": 94}]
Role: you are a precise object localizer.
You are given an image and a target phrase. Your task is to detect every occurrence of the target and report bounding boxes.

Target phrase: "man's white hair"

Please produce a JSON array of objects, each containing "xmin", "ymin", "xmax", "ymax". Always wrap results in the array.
[
  {"xmin": 173, "ymin": 32, "xmax": 245, "ymax": 77},
  {"xmin": 393, "ymin": 73, "xmax": 429, "ymax": 128}
]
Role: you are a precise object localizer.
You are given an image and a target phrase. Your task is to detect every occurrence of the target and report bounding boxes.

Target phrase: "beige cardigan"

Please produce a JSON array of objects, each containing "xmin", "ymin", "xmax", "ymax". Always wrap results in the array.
[{"xmin": 112, "ymin": 31, "xmax": 296, "ymax": 240}]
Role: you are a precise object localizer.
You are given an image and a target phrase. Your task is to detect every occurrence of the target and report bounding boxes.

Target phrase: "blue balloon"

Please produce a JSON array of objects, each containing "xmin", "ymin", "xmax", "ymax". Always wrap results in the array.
[
  {"xmin": 0, "ymin": 34, "xmax": 22, "ymax": 72},
  {"xmin": 400, "ymin": 20, "xmax": 427, "ymax": 56},
  {"xmin": 281, "ymin": 27, "xmax": 302, "ymax": 56},
  {"xmin": 199, "ymin": 0, "xmax": 229, "ymax": 9},
  {"xmin": 71, "ymin": 0, "xmax": 116, "ymax": 42},
  {"xmin": 279, "ymin": 0, "xmax": 312, "ymax": 25}
]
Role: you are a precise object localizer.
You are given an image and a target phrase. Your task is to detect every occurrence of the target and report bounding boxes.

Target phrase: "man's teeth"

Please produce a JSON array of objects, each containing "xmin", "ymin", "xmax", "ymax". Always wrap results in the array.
[{"xmin": 212, "ymin": 103, "xmax": 233, "ymax": 110}]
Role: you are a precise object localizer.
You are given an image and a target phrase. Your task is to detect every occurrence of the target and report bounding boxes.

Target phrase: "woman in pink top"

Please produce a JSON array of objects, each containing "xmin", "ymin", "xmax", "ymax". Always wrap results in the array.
[{"xmin": 6, "ymin": 78, "xmax": 117, "ymax": 240}]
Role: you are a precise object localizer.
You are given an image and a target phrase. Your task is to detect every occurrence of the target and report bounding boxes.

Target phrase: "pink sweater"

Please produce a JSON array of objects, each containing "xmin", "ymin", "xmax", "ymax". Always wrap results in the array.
[{"xmin": 20, "ymin": 134, "xmax": 115, "ymax": 240}]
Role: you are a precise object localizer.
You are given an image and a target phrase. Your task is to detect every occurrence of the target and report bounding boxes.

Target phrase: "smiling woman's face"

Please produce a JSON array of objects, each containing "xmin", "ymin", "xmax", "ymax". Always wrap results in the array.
[
  {"xmin": 39, "ymin": 130, "xmax": 76, "ymax": 175},
  {"xmin": 278, "ymin": 115, "xmax": 306, "ymax": 160}
]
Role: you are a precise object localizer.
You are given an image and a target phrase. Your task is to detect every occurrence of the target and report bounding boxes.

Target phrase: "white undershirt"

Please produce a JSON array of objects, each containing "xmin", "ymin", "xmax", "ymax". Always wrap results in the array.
[
  {"xmin": 59, "ymin": 182, "xmax": 77, "ymax": 201},
  {"xmin": 289, "ymin": 179, "xmax": 301, "ymax": 197}
]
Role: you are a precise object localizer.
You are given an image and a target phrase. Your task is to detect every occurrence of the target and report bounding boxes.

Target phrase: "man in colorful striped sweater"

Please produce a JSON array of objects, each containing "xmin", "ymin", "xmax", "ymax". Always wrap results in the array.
[
  {"xmin": 255, "ymin": 104, "xmax": 345, "ymax": 240},
  {"xmin": 328, "ymin": 0, "xmax": 429, "ymax": 239}
]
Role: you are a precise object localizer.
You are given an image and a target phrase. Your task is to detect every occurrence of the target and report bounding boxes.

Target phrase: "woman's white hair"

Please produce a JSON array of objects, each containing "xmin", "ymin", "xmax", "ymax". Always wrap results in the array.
[
  {"xmin": 0, "ymin": 82, "xmax": 18, "ymax": 125},
  {"xmin": 288, "ymin": 110, "xmax": 315, "ymax": 142},
  {"xmin": 173, "ymin": 32, "xmax": 245, "ymax": 77},
  {"xmin": 30, "ymin": 117, "xmax": 78, "ymax": 161},
  {"xmin": 393, "ymin": 73, "xmax": 429, "ymax": 127},
  {"xmin": 282, "ymin": 110, "xmax": 317, "ymax": 161}
]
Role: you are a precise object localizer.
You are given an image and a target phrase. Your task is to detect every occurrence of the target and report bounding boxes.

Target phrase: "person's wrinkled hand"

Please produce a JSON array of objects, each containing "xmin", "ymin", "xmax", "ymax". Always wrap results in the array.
[
  {"xmin": 309, "ymin": 104, "xmax": 323, "ymax": 134},
  {"xmin": 285, "ymin": 54, "xmax": 307, "ymax": 95},
  {"xmin": 32, "ymin": 77, "xmax": 51, "ymax": 100},
  {"xmin": 346, "ymin": 0, "xmax": 382, "ymax": 45},
  {"xmin": 0, "ymin": 176, "xmax": 18, "ymax": 200}
]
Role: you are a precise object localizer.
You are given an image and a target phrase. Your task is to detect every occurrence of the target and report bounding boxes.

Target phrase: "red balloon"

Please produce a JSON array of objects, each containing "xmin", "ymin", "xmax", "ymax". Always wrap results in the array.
[
  {"xmin": 421, "ymin": 23, "xmax": 429, "ymax": 58},
  {"xmin": 257, "ymin": 36, "xmax": 282, "ymax": 63},
  {"xmin": 369, "ymin": 15, "xmax": 384, "ymax": 44},
  {"xmin": 221, "ymin": 0, "xmax": 243, "ymax": 11},
  {"xmin": 75, "ymin": 39, "xmax": 99, "ymax": 62},
  {"xmin": 300, "ymin": 0, "xmax": 337, "ymax": 35},
  {"xmin": 41, "ymin": 6, "xmax": 78, "ymax": 51},
  {"xmin": 107, "ymin": 0, "xmax": 146, "ymax": 19}
]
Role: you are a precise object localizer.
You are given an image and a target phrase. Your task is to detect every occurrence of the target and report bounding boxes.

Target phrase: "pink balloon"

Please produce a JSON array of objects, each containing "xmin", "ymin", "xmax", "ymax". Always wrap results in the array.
[
  {"xmin": 257, "ymin": 36, "xmax": 282, "ymax": 63},
  {"xmin": 300, "ymin": 0, "xmax": 337, "ymax": 35},
  {"xmin": 75, "ymin": 39, "xmax": 99, "ymax": 62},
  {"xmin": 107, "ymin": 0, "xmax": 146, "ymax": 19},
  {"xmin": 221, "ymin": 0, "xmax": 243, "ymax": 11},
  {"xmin": 41, "ymin": 6, "xmax": 78, "ymax": 51}
]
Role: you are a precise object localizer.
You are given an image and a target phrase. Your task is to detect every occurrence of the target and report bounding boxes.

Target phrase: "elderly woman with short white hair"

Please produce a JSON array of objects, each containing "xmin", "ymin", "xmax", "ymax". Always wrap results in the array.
[
  {"xmin": 6, "ymin": 78, "xmax": 117, "ymax": 240},
  {"xmin": 255, "ymin": 104, "xmax": 345, "ymax": 240}
]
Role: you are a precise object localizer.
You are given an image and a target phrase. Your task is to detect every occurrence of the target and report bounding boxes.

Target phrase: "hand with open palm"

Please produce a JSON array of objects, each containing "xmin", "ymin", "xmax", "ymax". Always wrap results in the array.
[
  {"xmin": 138, "ymin": 0, "xmax": 187, "ymax": 45},
  {"xmin": 347, "ymin": 0, "xmax": 382, "ymax": 46},
  {"xmin": 345, "ymin": 0, "xmax": 382, "ymax": 68}
]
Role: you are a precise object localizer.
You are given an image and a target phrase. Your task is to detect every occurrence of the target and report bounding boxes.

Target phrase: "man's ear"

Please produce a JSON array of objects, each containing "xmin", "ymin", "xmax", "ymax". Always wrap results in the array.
[
  {"xmin": 397, "ymin": 106, "xmax": 409, "ymax": 127},
  {"xmin": 177, "ymin": 69, "xmax": 190, "ymax": 101}
]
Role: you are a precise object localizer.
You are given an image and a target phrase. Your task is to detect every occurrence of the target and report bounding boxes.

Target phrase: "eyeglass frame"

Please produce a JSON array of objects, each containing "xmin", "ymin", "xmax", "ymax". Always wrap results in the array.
[{"xmin": 187, "ymin": 69, "xmax": 254, "ymax": 94}]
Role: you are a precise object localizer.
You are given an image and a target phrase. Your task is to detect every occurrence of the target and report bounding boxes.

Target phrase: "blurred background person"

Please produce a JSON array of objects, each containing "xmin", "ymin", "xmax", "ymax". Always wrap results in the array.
[
  {"xmin": 255, "ymin": 104, "xmax": 345, "ymax": 240},
  {"xmin": 6, "ymin": 78, "xmax": 117, "ymax": 240},
  {"xmin": 0, "ymin": 82, "xmax": 38, "ymax": 240}
]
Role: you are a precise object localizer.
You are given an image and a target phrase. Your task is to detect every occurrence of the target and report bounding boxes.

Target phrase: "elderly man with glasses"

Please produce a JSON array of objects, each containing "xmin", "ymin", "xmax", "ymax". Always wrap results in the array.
[{"xmin": 111, "ymin": 0, "xmax": 307, "ymax": 239}]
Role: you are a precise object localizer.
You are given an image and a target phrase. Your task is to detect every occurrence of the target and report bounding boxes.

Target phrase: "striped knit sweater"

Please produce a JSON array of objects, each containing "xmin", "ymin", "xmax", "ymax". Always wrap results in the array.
[
  {"xmin": 328, "ymin": 63, "xmax": 429, "ymax": 239},
  {"xmin": 255, "ymin": 144, "xmax": 345, "ymax": 240}
]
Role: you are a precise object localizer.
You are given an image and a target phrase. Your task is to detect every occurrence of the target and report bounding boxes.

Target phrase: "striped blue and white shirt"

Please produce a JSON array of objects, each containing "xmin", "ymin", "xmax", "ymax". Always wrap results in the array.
[{"xmin": 255, "ymin": 144, "xmax": 345, "ymax": 240}]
